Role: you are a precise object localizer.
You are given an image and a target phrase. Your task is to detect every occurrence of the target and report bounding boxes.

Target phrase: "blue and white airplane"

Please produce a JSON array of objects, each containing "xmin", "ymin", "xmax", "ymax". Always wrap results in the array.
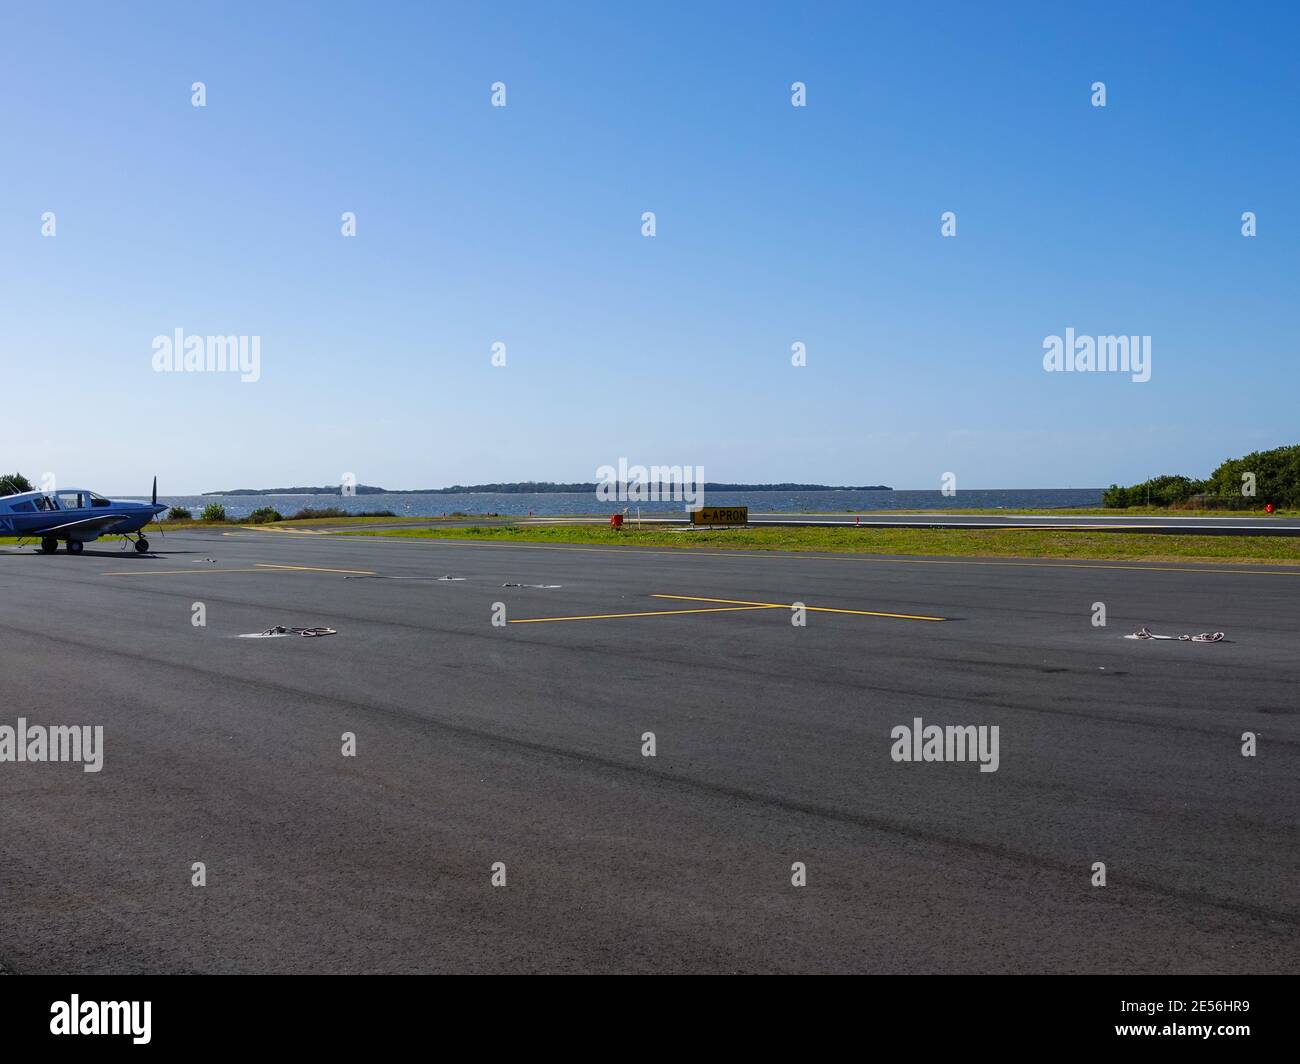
[{"xmin": 0, "ymin": 479, "xmax": 167, "ymax": 554}]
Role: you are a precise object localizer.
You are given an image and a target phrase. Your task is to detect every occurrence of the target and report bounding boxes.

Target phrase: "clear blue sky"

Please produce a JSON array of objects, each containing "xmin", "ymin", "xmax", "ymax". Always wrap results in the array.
[{"xmin": 2, "ymin": 1, "xmax": 1295, "ymax": 493}]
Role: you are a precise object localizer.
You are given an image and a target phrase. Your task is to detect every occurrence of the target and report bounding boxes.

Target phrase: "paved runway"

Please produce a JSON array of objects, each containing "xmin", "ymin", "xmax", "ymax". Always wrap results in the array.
[
  {"xmin": 747, "ymin": 513, "xmax": 1300, "ymax": 535},
  {"xmin": 515, "ymin": 513, "xmax": 1300, "ymax": 536},
  {"xmin": 1, "ymin": 530, "xmax": 1297, "ymax": 973}
]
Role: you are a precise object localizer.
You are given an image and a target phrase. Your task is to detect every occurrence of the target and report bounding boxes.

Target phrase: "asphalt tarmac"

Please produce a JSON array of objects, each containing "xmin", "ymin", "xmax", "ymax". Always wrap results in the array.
[{"xmin": 1, "ymin": 529, "xmax": 1297, "ymax": 973}]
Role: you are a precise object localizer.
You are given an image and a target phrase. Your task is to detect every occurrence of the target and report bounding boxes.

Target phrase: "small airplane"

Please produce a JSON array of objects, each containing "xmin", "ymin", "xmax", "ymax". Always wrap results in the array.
[{"xmin": 0, "ymin": 478, "xmax": 168, "ymax": 554}]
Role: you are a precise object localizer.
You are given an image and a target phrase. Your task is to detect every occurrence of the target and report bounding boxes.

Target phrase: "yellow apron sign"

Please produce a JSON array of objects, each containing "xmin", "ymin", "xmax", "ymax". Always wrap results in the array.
[{"xmin": 691, "ymin": 506, "xmax": 748, "ymax": 526}]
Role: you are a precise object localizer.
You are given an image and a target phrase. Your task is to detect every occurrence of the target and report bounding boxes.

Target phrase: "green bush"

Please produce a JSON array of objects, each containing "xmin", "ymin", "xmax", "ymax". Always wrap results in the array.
[
  {"xmin": 287, "ymin": 506, "xmax": 348, "ymax": 520},
  {"xmin": 1102, "ymin": 475, "xmax": 1205, "ymax": 508},
  {"xmin": 1202, "ymin": 445, "xmax": 1300, "ymax": 509},
  {"xmin": 247, "ymin": 506, "xmax": 285, "ymax": 524},
  {"xmin": 200, "ymin": 504, "xmax": 227, "ymax": 522},
  {"xmin": 167, "ymin": 506, "xmax": 193, "ymax": 520}
]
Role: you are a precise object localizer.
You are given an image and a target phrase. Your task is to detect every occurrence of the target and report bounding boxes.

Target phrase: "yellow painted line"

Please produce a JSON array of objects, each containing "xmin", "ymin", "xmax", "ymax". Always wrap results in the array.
[
  {"xmin": 653, "ymin": 593, "xmax": 946, "ymax": 622},
  {"xmin": 509, "ymin": 605, "xmax": 781, "ymax": 624},
  {"xmin": 104, "ymin": 568, "xmax": 274, "ymax": 577},
  {"xmin": 104, "ymin": 563, "xmax": 376, "ymax": 577},
  {"xmin": 246, "ymin": 526, "xmax": 329, "ymax": 534},
  {"xmin": 254, "ymin": 563, "xmax": 376, "ymax": 575}
]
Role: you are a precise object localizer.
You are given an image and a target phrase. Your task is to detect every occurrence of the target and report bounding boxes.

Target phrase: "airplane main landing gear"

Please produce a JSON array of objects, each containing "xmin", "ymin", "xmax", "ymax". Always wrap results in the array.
[
  {"xmin": 40, "ymin": 537, "xmax": 58, "ymax": 554},
  {"xmin": 135, "ymin": 537, "xmax": 150, "ymax": 553},
  {"xmin": 67, "ymin": 540, "xmax": 84, "ymax": 555}
]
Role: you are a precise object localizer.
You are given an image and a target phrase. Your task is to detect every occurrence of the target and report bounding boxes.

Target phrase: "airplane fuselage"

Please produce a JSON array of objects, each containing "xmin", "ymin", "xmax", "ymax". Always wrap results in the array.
[{"xmin": 0, "ymin": 489, "xmax": 166, "ymax": 549}]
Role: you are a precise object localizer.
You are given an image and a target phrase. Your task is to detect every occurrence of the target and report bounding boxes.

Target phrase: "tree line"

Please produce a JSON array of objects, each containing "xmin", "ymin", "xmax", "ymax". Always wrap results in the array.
[
  {"xmin": 0, "ymin": 473, "xmax": 33, "ymax": 496},
  {"xmin": 1103, "ymin": 444, "xmax": 1300, "ymax": 509}
]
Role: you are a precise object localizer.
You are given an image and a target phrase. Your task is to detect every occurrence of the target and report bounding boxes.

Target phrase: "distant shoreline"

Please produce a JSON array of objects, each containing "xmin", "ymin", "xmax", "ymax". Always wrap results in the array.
[{"xmin": 203, "ymin": 482, "xmax": 894, "ymax": 496}]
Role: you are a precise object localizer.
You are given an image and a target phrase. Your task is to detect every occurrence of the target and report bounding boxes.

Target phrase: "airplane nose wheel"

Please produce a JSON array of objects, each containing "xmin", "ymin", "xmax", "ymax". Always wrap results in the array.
[
  {"xmin": 135, "ymin": 538, "xmax": 150, "ymax": 553},
  {"xmin": 67, "ymin": 540, "xmax": 84, "ymax": 555},
  {"xmin": 40, "ymin": 537, "xmax": 58, "ymax": 554}
]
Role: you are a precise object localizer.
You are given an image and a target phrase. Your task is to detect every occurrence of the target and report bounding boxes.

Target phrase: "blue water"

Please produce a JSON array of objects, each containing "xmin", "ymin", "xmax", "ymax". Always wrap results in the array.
[{"xmin": 146, "ymin": 488, "xmax": 1105, "ymax": 520}]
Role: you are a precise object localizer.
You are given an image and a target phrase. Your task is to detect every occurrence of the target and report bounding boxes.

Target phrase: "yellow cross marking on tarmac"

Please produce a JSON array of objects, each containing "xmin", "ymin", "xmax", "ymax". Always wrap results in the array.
[
  {"xmin": 509, "ymin": 594, "xmax": 946, "ymax": 624},
  {"xmin": 652, "ymin": 594, "xmax": 946, "ymax": 621},
  {"xmin": 254, "ymin": 563, "xmax": 377, "ymax": 575},
  {"xmin": 509, "ymin": 604, "xmax": 779, "ymax": 624}
]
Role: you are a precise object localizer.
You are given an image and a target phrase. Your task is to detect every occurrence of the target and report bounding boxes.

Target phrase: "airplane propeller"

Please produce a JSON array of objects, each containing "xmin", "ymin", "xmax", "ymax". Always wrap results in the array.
[{"xmin": 151, "ymin": 476, "xmax": 165, "ymax": 538}]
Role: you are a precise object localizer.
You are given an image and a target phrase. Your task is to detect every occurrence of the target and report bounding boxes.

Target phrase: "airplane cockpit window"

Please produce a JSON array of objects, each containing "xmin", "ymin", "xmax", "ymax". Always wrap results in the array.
[
  {"xmin": 91, "ymin": 493, "xmax": 111, "ymax": 508},
  {"xmin": 57, "ymin": 492, "xmax": 85, "ymax": 510},
  {"xmin": 34, "ymin": 495, "xmax": 57, "ymax": 511}
]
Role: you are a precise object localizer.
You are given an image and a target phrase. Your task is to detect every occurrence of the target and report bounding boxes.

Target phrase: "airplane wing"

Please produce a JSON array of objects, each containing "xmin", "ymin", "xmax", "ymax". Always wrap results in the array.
[{"xmin": 36, "ymin": 514, "xmax": 136, "ymax": 536}]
